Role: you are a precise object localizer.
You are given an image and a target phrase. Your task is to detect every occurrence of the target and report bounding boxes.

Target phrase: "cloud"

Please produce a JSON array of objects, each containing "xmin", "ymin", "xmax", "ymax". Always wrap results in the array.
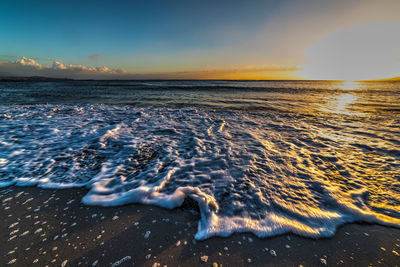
[
  {"xmin": 0, "ymin": 57, "xmax": 126, "ymax": 79},
  {"xmin": 88, "ymin": 54, "xmax": 101, "ymax": 60},
  {"xmin": 16, "ymin": 57, "xmax": 42, "ymax": 68},
  {"xmin": 119, "ymin": 64, "xmax": 301, "ymax": 80},
  {"xmin": 0, "ymin": 56, "xmax": 301, "ymax": 79}
]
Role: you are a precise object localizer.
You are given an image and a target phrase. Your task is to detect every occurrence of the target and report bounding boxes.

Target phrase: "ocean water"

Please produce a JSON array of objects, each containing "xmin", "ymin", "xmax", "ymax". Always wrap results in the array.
[{"xmin": 1, "ymin": 80, "xmax": 400, "ymax": 239}]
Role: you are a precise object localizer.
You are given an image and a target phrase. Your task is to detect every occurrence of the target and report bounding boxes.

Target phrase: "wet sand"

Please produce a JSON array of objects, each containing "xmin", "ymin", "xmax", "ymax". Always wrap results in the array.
[{"xmin": 1, "ymin": 187, "xmax": 400, "ymax": 266}]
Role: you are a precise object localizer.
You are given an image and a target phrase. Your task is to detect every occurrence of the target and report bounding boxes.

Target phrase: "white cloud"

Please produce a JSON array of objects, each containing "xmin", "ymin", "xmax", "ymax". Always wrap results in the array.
[
  {"xmin": 16, "ymin": 56, "xmax": 42, "ymax": 68},
  {"xmin": 51, "ymin": 61, "xmax": 67, "ymax": 70},
  {"xmin": 0, "ymin": 57, "xmax": 126, "ymax": 79}
]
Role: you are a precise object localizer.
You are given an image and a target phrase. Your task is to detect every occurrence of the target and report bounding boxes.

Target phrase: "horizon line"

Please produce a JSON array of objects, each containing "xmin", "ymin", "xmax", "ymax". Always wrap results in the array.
[{"xmin": 0, "ymin": 75, "xmax": 399, "ymax": 82}]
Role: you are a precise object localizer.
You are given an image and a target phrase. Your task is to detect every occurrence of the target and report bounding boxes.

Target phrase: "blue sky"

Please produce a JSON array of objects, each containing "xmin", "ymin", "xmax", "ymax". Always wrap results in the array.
[
  {"xmin": 0, "ymin": 1, "xmax": 277, "ymax": 66},
  {"xmin": 0, "ymin": 0, "xmax": 399, "ymax": 79}
]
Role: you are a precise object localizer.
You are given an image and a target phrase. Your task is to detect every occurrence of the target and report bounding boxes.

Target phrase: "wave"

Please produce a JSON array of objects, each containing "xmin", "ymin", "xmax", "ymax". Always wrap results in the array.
[{"xmin": 1, "ymin": 104, "xmax": 400, "ymax": 239}]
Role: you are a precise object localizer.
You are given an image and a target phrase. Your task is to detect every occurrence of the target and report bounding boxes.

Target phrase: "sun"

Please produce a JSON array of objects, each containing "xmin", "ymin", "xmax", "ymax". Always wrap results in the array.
[{"xmin": 298, "ymin": 22, "xmax": 400, "ymax": 81}]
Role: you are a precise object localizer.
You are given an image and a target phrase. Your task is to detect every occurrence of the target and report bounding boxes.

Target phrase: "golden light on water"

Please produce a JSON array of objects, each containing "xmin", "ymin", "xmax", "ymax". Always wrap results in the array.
[
  {"xmin": 327, "ymin": 93, "xmax": 358, "ymax": 115},
  {"xmin": 318, "ymin": 81, "xmax": 361, "ymax": 115},
  {"xmin": 338, "ymin": 81, "xmax": 359, "ymax": 91},
  {"xmin": 299, "ymin": 22, "xmax": 400, "ymax": 81}
]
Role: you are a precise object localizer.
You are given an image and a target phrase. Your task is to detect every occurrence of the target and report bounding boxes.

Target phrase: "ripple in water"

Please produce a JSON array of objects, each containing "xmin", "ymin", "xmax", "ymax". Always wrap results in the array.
[{"xmin": 1, "ymin": 82, "xmax": 400, "ymax": 239}]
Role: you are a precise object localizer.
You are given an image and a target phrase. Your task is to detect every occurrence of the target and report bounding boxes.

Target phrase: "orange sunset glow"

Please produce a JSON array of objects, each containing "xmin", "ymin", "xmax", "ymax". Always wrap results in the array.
[{"xmin": 1, "ymin": 1, "xmax": 400, "ymax": 80}]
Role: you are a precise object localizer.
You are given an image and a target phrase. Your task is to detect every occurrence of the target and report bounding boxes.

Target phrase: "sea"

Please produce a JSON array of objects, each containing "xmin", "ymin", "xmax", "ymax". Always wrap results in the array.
[{"xmin": 1, "ymin": 80, "xmax": 399, "ymax": 240}]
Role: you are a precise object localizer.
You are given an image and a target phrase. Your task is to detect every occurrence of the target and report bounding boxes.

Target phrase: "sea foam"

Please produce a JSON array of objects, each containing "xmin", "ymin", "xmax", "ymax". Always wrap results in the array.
[{"xmin": 1, "ymin": 101, "xmax": 400, "ymax": 239}]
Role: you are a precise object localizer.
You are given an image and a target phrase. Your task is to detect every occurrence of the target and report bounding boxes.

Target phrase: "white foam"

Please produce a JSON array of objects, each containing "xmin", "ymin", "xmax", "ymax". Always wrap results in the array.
[{"xmin": 1, "ymin": 104, "xmax": 400, "ymax": 240}]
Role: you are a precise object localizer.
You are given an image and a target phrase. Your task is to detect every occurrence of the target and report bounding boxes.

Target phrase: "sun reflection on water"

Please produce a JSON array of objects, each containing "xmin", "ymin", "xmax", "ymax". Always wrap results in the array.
[
  {"xmin": 319, "ymin": 81, "xmax": 364, "ymax": 115},
  {"xmin": 339, "ymin": 81, "xmax": 359, "ymax": 91},
  {"xmin": 323, "ymin": 93, "xmax": 358, "ymax": 115}
]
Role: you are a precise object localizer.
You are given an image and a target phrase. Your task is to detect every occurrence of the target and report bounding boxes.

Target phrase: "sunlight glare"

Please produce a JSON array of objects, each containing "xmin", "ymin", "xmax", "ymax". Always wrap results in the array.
[
  {"xmin": 299, "ymin": 22, "xmax": 400, "ymax": 81},
  {"xmin": 338, "ymin": 81, "xmax": 359, "ymax": 90},
  {"xmin": 323, "ymin": 93, "xmax": 358, "ymax": 115}
]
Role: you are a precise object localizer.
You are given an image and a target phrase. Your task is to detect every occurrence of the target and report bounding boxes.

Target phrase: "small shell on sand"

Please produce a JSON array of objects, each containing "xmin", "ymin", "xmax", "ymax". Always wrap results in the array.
[{"xmin": 201, "ymin": 255, "xmax": 208, "ymax": 263}]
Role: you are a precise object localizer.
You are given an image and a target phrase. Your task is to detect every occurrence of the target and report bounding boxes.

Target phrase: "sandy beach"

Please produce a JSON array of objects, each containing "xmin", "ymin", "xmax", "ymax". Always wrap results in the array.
[{"xmin": 1, "ymin": 186, "xmax": 400, "ymax": 266}]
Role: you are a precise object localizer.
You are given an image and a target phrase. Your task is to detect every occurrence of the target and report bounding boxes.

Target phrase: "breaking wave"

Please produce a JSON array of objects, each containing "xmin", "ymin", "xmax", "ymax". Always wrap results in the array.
[{"xmin": 1, "ymin": 99, "xmax": 400, "ymax": 239}]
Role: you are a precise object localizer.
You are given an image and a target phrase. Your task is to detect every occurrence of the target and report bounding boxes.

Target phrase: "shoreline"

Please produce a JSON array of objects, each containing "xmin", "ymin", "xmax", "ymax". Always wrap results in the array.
[{"xmin": 1, "ymin": 187, "xmax": 400, "ymax": 266}]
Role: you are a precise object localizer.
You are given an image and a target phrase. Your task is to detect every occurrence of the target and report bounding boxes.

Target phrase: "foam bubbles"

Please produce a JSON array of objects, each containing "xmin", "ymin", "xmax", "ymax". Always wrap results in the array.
[{"xmin": 0, "ymin": 103, "xmax": 400, "ymax": 239}]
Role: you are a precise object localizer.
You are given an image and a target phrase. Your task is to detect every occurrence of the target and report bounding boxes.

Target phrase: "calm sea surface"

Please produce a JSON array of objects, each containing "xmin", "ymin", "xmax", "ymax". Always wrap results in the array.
[{"xmin": 1, "ymin": 80, "xmax": 399, "ymax": 239}]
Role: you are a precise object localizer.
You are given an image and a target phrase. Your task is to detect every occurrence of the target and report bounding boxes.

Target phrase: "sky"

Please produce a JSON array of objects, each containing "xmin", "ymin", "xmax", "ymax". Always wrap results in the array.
[{"xmin": 0, "ymin": 0, "xmax": 399, "ymax": 80}]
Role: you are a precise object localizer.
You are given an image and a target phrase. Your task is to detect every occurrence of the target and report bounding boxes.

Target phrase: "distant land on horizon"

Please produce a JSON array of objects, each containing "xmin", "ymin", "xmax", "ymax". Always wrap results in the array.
[
  {"xmin": 0, "ymin": 75, "xmax": 399, "ymax": 82},
  {"xmin": 377, "ymin": 76, "xmax": 400, "ymax": 81}
]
